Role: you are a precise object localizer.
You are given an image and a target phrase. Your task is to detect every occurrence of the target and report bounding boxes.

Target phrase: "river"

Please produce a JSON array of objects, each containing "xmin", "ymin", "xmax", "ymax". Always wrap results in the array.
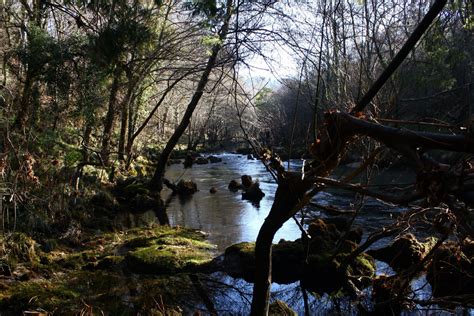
[
  {"xmin": 161, "ymin": 153, "xmax": 411, "ymax": 251},
  {"xmin": 117, "ymin": 153, "xmax": 466, "ymax": 315}
]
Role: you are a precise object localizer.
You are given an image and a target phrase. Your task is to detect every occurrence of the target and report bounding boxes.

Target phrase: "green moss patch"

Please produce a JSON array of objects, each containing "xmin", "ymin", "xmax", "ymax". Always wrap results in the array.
[{"xmin": 125, "ymin": 232, "xmax": 215, "ymax": 274}]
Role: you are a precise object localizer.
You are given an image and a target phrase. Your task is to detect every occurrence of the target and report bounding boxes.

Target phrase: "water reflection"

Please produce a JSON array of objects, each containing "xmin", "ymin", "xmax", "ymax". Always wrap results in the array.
[{"xmin": 162, "ymin": 153, "xmax": 302, "ymax": 251}]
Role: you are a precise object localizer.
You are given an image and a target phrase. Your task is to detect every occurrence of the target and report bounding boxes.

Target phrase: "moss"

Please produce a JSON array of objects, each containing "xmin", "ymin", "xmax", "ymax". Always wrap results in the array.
[
  {"xmin": 0, "ymin": 279, "xmax": 80, "ymax": 314},
  {"xmin": 126, "ymin": 237, "xmax": 213, "ymax": 274},
  {"xmin": 269, "ymin": 300, "xmax": 297, "ymax": 316},
  {"xmin": 350, "ymin": 253, "xmax": 376, "ymax": 286},
  {"xmin": 124, "ymin": 183, "xmax": 150, "ymax": 197},
  {"xmin": 0, "ymin": 226, "xmax": 216, "ymax": 314},
  {"xmin": 0, "ymin": 233, "xmax": 40, "ymax": 268},
  {"xmin": 225, "ymin": 241, "xmax": 255, "ymax": 256}
]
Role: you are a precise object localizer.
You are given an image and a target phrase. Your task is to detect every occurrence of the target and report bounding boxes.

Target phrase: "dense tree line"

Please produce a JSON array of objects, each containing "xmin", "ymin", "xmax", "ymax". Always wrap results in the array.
[{"xmin": 255, "ymin": 0, "xmax": 473, "ymax": 156}]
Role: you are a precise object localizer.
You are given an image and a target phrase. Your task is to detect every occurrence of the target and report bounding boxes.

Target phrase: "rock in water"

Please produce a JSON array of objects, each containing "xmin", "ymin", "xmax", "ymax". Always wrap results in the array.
[
  {"xmin": 241, "ymin": 182, "xmax": 265, "ymax": 202},
  {"xmin": 427, "ymin": 239, "xmax": 474, "ymax": 298},
  {"xmin": 183, "ymin": 154, "xmax": 194, "ymax": 168},
  {"xmin": 208, "ymin": 155, "xmax": 222, "ymax": 163},
  {"xmin": 195, "ymin": 157, "xmax": 209, "ymax": 164},
  {"xmin": 228, "ymin": 179, "xmax": 241, "ymax": 192},
  {"xmin": 176, "ymin": 180, "xmax": 198, "ymax": 195},
  {"xmin": 367, "ymin": 234, "xmax": 435, "ymax": 271},
  {"xmin": 241, "ymin": 175, "xmax": 253, "ymax": 188},
  {"xmin": 209, "ymin": 187, "xmax": 217, "ymax": 194}
]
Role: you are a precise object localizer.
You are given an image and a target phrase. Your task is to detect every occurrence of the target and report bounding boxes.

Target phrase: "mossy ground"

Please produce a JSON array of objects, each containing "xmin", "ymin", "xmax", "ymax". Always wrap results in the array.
[{"xmin": 0, "ymin": 226, "xmax": 216, "ymax": 315}]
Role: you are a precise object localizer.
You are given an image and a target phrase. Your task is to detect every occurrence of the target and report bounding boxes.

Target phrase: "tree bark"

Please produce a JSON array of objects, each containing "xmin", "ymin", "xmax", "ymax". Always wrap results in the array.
[
  {"xmin": 100, "ymin": 67, "xmax": 121, "ymax": 166},
  {"xmin": 118, "ymin": 79, "xmax": 135, "ymax": 162},
  {"xmin": 251, "ymin": 174, "xmax": 311, "ymax": 315},
  {"xmin": 149, "ymin": 0, "xmax": 233, "ymax": 192},
  {"xmin": 12, "ymin": 73, "xmax": 33, "ymax": 131}
]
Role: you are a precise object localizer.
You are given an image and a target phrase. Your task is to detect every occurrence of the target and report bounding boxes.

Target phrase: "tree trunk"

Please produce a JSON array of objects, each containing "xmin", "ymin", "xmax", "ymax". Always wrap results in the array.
[
  {"xmin": 12, "ymin": 73, "xmax": 33, "ymax": 131},
  {"xmin": 100, "ymin": 68, "xmax": 121, "ymax": 166},
  {"xmin": 149, "ymin": 0, "xmax": 233, "ymax": 192},
  {"xmin": 118, "ymin": 81, "xmax": 135, "ymax": 162},
  {"xmin": 251, "ymin": 175, "xmax": 312, "ymax": 315}
]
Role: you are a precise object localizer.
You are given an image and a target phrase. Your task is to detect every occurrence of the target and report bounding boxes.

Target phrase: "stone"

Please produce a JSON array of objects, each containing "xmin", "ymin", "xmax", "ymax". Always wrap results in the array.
[
  {"xmin": 129, "ymin": 193, "xmax": 163, "ymax": 213},
  {"xmin": 426, "ymin": 239, "xmax": 474, "ymax": 298},
  {"xmin": 228, "ymin": 180, "xmax": 241, "ymax": 192},
  {"xmin": 125, "ymin": 231, "xmax": 214, "ymax": 274},
  {"xmin": 176, "ymin": 180, "xmax": 198, "ymax": 195},
  {"xmin": 183, "ymin": 154, "xmax": 194, "ymax": 168},
  {"xmin": 241, "ymin": 175, "xmax": 253, "ymax": 188},
  {"xmin": 241, "ymin": 183, "xmax": 265, "ymax": 202},
  {"xmin": 223, "ymin": 219, "xmax": 375, "ymax": 295},
  {"xmin": 90, "ymin": 191, "xmax": 119, "ymax": 210},
  {"xmin": 209, "ymin": 187, "xmax": 217, "ymax": 194},
  {"xmin": 208, "ymin": 155, "xmax": 222, "ymax": 163},
  {"xmin": 367, "ymin": 234, "xmax": 435, "ymax": 271},
  {"xmin": 269, "ymin": 300, "xmax": 297, "ymax": 316},
  {"xmin": 195, "ymin": 157, "xmax": 209, "ymax": 165}
]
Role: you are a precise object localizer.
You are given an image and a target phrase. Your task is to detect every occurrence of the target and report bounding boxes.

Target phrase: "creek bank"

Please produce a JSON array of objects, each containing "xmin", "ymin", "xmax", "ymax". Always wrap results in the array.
[{"xmin": 0, "ymin": 226, "xmax": 218, "ymax": 315}]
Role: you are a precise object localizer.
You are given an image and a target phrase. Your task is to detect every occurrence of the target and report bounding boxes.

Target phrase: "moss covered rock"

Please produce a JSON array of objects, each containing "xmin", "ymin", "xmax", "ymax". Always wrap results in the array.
[
  {"xmin": 427, "ymin": 238, "xmax": 474, "ymax": 298},
  {"xmin": 125, "ymin": 228, "xmax": 215, "ymax": 274},
  {"xmin": 0, "ymin": 226, "xmax": 217, "ymax": 315},
  {"xmin": 223, "ymin": 219, "xmax": 375, "ymax": 295},
  {"xmin": 269, "ymin": 300, "xmax": 297, "ymax": 315},
  {"xmin": 367, "ymin": 234, "xmax": 436, "ymax": 271},
  {"xmin": 0, "ymin": 233, "xmax": 40, "ymax": 269}
]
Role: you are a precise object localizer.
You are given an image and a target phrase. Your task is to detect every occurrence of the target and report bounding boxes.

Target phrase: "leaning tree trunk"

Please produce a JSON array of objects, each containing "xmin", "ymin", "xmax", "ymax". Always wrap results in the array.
[
  {"xmin": 251, "ymin": 174, "xmax": 312, "ymax": 315},
  {"xmin": 149, "ymin": 0, "xmax": 233, "ymax": 192}
]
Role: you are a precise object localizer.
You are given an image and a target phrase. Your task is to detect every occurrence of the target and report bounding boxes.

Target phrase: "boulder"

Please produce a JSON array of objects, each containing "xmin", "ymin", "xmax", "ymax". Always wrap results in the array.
[
  {"xmin": 223, "ymin": 219, "xmax": 375, "ymax": 295},
  {"xmin": 90, "ymin": 191, "xmax": 119, "ymax": 210},
  {"xmin": 240, "ymin": 175, "xmax": 265, "ymax": 202},
  {"xmin": 129, "ymin": 193, "xmax": 163, "ymax": 213},
  {"xmin": 113, "ymin": 177, "xmax": 149, "ymax": 200},
  {"xmin": 209, "ymin": 187, "xmax": 217, "ymax": 194},
  {"xmin": 176, "ymin": 180, "xmax": 198, "ymax": 195},
  {"xmin": 125, "ymin": 231, "xmax": 214, "ymax": 274},
  {"xmin": 367, "ymin": 234, "xmax": 435, "ymax": 271},
  {"xmin": 242, "ymin": 183, "xmax": 265, "ymax": 202},
  {"xmin": 426, "ymin": 239, "xmax": 474, "ymax": 298},
  {"xmin": 228, "ymin": 180, "xmax": 242, "ymax": 192},
  {"xmin": 241, "ymin": 175, "xmax": 253, "ymax": 188},
  {"xmin": 247, "ymin": 154, "xmax": 254, "ymax": 160},
  {"xmin": 195, "ymin": 157, "xmax": 209, "ymax": 165},
  {"xmin": 183, "ymin": 154, "xmax": 194, "ymax": 168},
  {"xmin": 208, "ymin": 155, "xmax": 222, "ymax": 163},
  {"xmin": 269, "ymin": 300, "xmax": 297, "ymax": 316},
  {"xmin": 223, "ymin": 240, "xmax": 303, "ymax": 284}
]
